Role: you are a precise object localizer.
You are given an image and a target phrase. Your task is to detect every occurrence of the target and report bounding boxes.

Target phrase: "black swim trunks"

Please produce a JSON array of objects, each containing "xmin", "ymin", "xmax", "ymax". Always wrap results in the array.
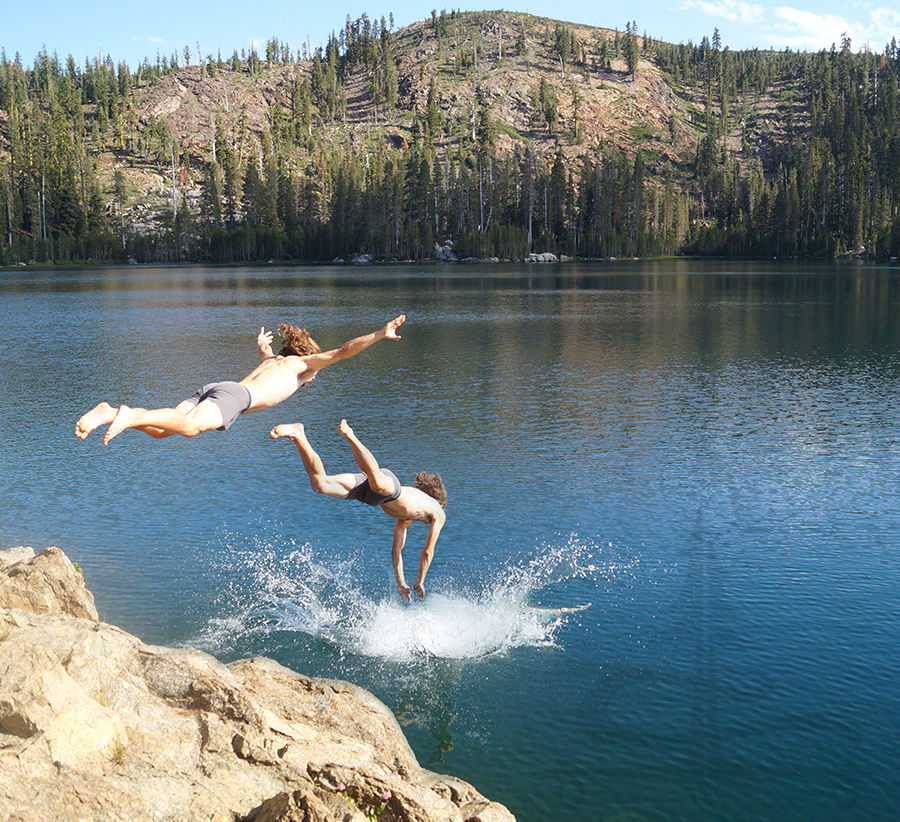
[
  {"xmin": 346, "ymin": 469, "xmax": 402, "ymax": 506},
  {"xmin": 186, "ymin": 381, "xmax": 252, "ymax": 430}
]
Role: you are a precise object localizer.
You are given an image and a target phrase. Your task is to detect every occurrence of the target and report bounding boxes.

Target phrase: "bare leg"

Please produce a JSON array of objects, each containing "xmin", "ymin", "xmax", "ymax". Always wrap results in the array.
[
  {"xmin": 338, "ymin": 419, "xmax": 395, "ymax": 496},
  {"xmin": 75, "ymin": 402, "xmax": 117, "ymax": 440},
  {"xmin": 103, "ymin": 401, "xmax": 223, "ymax": 445},
  {"xmin": 103, "ymin": 406, "xmax": 151, "ymax": 444},
  {"xmin": 270, "ymin": 424, "xmax": 356, "ymax": 498}
]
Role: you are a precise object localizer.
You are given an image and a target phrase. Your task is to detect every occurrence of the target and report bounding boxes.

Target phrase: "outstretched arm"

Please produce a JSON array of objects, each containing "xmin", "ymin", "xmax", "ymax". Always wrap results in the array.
[
  {"xmin": 392, "ymin": 518, "xmax": 412, "ymax": 602},
  {"xmin": 301, "ymin": 314, "xmax": 406, "ymax": 372},
  {"xmin": 412, "ymin": 510, "xmax": 445, "ymax": 600},
  {"xmin": 257, "ymin": 326, "xmax": 275, "ymax": 359}
]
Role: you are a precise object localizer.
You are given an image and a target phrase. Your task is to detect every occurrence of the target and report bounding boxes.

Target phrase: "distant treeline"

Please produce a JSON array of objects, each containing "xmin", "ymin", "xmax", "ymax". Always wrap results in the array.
[
  {"xmin": 654, "ymin": 33, "xmax": 900, "ymax": 258},
  {"xmin": 1, "ymin": 14, "xmax": 899, "ymax": 264}
]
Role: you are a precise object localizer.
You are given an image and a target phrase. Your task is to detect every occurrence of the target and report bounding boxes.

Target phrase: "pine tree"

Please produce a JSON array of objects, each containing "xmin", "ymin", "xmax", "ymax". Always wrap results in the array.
[{"xmin": 624, "ymin": 21, "xmax": 639, "ymax": 79}]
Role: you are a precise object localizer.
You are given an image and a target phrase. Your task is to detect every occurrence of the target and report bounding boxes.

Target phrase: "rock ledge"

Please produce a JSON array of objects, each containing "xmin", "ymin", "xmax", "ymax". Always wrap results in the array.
[{"xmin": 0, "ymin": 546, "xmax": 515, "ymax": 822}]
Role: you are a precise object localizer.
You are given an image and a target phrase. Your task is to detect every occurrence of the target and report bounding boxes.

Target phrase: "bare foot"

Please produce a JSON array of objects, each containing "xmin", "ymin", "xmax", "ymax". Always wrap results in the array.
[
  {"xmin": 102, "ymin": 405, "xmax": 140, "ymax": 445},
  {"xmin": 413, "ymin": 582, "xmax": 425, "ymax": 600},
  {"xmin": 270, "ymin": 423, "xmax": 304, "ymax": 440},
  {"xmin": 397, "ymin": 582, "xmax": 412, "ymax": 603},
  {"xmin": 75, "ymin": 402, "xmax": 116, "ymax": 440}
]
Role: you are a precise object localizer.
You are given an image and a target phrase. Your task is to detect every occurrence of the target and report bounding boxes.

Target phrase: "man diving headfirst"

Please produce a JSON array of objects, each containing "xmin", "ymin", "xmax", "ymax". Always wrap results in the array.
[
  {"xmin": 75, "ymin": 315, "xmax": 406, "ymax": 444},
  {"xmin": 270, "ymin": 419, "xmax": 447, "ymax": 602}
]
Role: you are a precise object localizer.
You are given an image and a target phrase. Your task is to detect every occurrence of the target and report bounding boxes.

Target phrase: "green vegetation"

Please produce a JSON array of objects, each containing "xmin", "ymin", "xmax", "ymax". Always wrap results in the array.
[
  {"xmin": 654, "ymin": 32, "xmax": 900, "ymax": 257},
  {"xmin": 495, "ymin": 121, "xmax": 525, "ymax": 142},
  {"xmin": 629, "ymin": 123, "xmax": 656, "ymax": 142},
  {"xmin": 108, "ymin": 739, "xmax": 127, "ymax": 766},
  {"xmin": 1, "ymin": 13, "xmax": 899, "ymax": 264},
  {"xmin": 335, "ymin": 782, "xmax": 391, "ymax": 821}
]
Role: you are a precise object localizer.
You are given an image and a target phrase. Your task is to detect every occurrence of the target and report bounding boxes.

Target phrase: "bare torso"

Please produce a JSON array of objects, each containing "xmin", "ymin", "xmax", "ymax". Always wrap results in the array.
[
  {"xmin": 239, "ymin": 356, "xmax": 310, "ymax": 411},
  {"xmin": 380, "ymin": 486, "xmax": 444, "ymax": 524}
]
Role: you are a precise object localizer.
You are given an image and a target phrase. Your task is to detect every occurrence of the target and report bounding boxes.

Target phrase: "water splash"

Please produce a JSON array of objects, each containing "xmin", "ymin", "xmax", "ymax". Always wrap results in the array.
[
  {"xmin": 342, "ymin": 591, "xmax": 556, "ymax": 660},
  {"xmin": 191, "ymin": 529, "xmax": 620, "ymax": 661}
]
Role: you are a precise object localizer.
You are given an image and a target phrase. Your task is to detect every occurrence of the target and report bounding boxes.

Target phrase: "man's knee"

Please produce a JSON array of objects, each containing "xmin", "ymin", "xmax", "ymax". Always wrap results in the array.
[
  {"xmin": 309, "ymin": 476, "xmax": 330, "ymax": 495},
  {"xmin": 181, "ymin": 422, "xmax": 212, "ymax": 437},
  {"xmin": 366, "ymin": 472, "xmax": 396, "ymax": 496}
]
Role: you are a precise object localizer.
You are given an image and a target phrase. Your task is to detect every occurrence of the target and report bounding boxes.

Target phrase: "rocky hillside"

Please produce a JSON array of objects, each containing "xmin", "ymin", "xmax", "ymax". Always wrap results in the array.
[
  {"xmin": 5, "ymin": 9, "xmax": 896, "ymax": 262},
  {"xmin": 97, "ymin": 11, "xmax": 719, "ymax": 227},
  {"xmin": 123, "ymin": 14, "xmax": 693, "ymax": 164},
  {"xmin": 0, "ymin": 546, "xmax": 514, "ymax": 822}
]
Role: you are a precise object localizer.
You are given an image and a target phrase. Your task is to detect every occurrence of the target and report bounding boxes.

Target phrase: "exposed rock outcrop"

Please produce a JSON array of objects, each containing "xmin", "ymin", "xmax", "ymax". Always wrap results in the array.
[
  {"xmin": 0, "ymin": 547, "xmax": 515, "ymax": 822},
  {"xmin": 0, "ymin": 546, "xmax": 97, "ymax": 620},
  {"xmin": 434, "ymin": 243, "xmax": 458, "ymax": 262}
]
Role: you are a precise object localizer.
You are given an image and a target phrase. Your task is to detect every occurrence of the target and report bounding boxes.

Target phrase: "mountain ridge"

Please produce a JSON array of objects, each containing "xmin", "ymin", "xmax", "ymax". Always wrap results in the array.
[{"xmin": 1, "ymin": 9, "xmax": 897, "ymax": 262}]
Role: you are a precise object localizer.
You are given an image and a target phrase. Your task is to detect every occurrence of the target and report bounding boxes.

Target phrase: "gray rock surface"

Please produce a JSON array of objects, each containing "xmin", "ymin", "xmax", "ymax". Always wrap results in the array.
[{"xmin": 0, "ymin": 547, "xmax": 515, "ymax": 822}]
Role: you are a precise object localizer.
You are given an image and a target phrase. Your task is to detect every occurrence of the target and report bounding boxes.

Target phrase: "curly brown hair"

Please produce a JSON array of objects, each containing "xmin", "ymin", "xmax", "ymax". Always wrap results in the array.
[
  {"xmin": 278, "ymin": 323, "xmax": 322, "ymax": 357},
  {"xmin": 414, "ymin": 471, "xmax": 447, "ymax": 510}
]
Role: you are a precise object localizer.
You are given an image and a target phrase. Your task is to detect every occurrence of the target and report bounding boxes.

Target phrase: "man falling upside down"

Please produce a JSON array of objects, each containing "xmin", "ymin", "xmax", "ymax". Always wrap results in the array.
[
  {"xmin": 75, "ymin": 315, "xmax": 406, "ymax": 445},
  {"xmin": 271, "ymin": 419, "xmax": 447, "ymax": 602}
]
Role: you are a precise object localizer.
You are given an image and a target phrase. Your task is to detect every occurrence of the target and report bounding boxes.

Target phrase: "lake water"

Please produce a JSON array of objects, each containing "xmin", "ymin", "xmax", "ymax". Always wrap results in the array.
[{"xmin": 2, "ymin": 260, "xmax": 899, "ymax": 822}]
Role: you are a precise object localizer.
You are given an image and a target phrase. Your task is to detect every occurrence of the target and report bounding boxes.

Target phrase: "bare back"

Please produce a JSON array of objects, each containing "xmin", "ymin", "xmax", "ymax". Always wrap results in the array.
[
  {"xmin": 242, "ymin": 314, "xmax": 405, "ymax": 413},
  {"xmin": 380, "ymin": 486, "xmax": 445, "ymax": 525},
  {"xmin": 240, "ymin": 356, "xmax": 311, "ymax": 411}
]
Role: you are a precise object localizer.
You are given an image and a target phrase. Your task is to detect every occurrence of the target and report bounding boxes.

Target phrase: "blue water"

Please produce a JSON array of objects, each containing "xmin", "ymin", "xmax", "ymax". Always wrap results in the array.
[{"xmin": 2, "ymin": 261, "xmax": 899, "ymax": 821}]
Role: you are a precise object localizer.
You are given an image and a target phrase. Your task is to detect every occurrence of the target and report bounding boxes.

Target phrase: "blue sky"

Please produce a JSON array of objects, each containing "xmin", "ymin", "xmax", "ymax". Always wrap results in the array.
[{"xmin": 4, "ymin": 1, "xmax": 899, "ymax": 70}]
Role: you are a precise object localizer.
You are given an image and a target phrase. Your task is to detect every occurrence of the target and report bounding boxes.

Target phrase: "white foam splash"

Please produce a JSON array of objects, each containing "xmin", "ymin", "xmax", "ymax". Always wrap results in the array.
[
  {"xmin": 191, "ymin": 530, "xmax": 617, "ymax": 661},
  {"xmin": 341, "ymin": 592, "xmax": 557, "ymax": 661}
]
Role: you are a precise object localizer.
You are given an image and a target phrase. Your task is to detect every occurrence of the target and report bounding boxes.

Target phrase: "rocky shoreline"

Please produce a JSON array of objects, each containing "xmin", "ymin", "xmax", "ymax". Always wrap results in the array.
[{"xmin": 0, "ymin": 546, "xmax": 515, "ymax": 822}]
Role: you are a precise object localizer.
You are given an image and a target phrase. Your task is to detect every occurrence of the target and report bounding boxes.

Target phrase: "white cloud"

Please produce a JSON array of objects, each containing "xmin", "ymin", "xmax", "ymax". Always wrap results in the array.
[
  {"xmin": 868, "ymin": 7, "xmax": 900, "ymax": 44},
  {"xmin": 767, "ymin": 5, "xmax": 899, "ymax": 50},
  {"xmin": 769, "ymin": 7, "xmax": 854, "ymax": 48},
  {"xmin": 681, "ymin": 0, "xmax": 900, "ymax": 51},
  {"xmin": 679, "ymin": 0, "xmax": 765, "ymax": 25}
]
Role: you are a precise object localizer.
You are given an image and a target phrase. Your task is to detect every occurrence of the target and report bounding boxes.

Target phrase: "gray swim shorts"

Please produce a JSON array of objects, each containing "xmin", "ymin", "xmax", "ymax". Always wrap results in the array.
[
  {"xmin": 346, "ymin": 468, "xmax": 402, "ymax": 506},
  {"xmin": 186, "ymin": 381, "xmax": 252, "ymax": 430}
]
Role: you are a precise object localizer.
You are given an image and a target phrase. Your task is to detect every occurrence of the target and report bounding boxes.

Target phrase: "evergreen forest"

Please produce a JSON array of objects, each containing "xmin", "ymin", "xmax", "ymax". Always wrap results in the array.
[{"xmin": 2, "ymin": 10, "xmax": 900, "ymax": 265}]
